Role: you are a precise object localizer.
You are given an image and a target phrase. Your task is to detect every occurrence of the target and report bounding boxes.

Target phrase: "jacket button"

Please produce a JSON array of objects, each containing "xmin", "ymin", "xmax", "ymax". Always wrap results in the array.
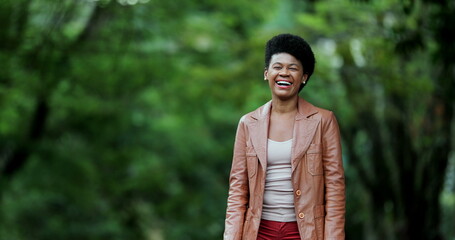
[
  {"xmin": 295, "ymin": 190, "xmax": 301, "ymax": 196},
  {"xmin": 298, "ymin": 213, "xmax": 305, "ymax": 219}
]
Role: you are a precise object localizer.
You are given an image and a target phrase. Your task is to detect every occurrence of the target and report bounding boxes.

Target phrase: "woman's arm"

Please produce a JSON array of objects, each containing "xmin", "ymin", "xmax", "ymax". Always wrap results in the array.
[
  {"xmin": 224, "ymin": 117, "xmax": 249, "ymax": 240},
  {"xmin": 322, "ymin": 112, "xmax": 346, "ymax": 240}
]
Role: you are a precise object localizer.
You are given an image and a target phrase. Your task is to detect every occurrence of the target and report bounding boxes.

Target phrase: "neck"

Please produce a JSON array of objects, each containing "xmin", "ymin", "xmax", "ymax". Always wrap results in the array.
[{"xmin": 271, "ymin": 96, "xmax": 299, "ymax": 114}]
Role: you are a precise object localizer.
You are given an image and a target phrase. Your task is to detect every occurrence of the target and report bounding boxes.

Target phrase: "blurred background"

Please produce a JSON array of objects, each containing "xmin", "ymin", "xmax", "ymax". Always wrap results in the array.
[{"xmin": 0, "ymin": 0, "xmax": 454, "ymax": 239}]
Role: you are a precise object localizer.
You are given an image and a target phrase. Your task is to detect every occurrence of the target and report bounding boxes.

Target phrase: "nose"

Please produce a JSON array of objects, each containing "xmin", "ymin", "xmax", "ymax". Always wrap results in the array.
[{"xmin": 279, "ymin": 68, "xmax": 290, "ymax": 76}]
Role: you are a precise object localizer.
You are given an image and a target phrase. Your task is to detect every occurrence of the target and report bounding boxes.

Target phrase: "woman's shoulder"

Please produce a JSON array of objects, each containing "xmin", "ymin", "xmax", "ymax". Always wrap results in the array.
[
  {"xmin": 298, "ymin": 98, "xmax": 338, "ymax": 126},
  {"xmin": 314, "ymin": 105, "xmax": 335, "ymax": 119},
  {"xmin": 238, "ymin": 100, "xmax": 272, "ymax": 124}
]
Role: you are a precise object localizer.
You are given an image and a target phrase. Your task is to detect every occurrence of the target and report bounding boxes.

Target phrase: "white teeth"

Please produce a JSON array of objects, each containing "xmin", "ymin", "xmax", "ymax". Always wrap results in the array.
[{"xmin": 277, "ymin": 81, "xmax": 291, "ymax": 86}]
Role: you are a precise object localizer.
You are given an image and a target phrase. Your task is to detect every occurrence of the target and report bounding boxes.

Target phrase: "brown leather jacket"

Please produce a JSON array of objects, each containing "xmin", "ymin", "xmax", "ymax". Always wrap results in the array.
[{"xmin": 224, "ymin": 98, "xmax": 345, "ymax": 240}]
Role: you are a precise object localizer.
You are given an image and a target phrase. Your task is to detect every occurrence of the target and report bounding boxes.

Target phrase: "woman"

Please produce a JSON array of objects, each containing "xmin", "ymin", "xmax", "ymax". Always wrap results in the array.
[{"xmin": 224, "ymin": 34, "xmax": 345, "ymax": 240}]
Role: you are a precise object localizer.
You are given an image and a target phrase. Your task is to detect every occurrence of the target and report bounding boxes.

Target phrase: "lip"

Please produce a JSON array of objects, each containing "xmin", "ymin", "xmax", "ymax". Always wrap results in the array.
[{"xmin": 275, "ymin": 80, "xmax": 293, "ymax": 89}]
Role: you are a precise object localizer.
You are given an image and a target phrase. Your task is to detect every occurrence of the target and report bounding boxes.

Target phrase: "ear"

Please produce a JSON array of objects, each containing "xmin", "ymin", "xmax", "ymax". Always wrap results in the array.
[
  {"xmin": 264, "ymin": 68, "xmax": 268, "ymax": 80},
  {"xmin": 302, "ymin": 73, "xmax": 308, "ymax": 82}
]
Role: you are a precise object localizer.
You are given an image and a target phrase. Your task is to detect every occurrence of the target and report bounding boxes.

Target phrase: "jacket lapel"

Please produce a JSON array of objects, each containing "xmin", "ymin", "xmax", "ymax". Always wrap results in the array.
[
  {"xmin": 248, "ymin": 101, "xmax": 271, "ymax": 171},
  {"xmin": 291, "ymin": 98, "xmax": 320, "ymax": 172},
  {"xmin": 247, "ymin": 98, "xmax": 320, "ymax": 173}
]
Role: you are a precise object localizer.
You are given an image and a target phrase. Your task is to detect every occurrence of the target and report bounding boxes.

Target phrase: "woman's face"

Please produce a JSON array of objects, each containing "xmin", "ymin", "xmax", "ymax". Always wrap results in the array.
[{"xmin": 264, "ymin": 53, "xmax": 308, "ymax": 100}]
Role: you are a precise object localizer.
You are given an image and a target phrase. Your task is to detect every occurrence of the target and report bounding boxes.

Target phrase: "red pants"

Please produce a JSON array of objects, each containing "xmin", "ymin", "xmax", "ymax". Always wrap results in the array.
[{"xmin": 257, "ymin": 219, "xmax": 301, "ymax": 240}]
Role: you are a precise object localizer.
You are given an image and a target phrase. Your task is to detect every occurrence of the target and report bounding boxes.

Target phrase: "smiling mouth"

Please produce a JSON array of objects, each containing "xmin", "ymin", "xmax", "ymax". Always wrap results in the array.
[{"xmin": 276, "ymin": 81, "xmax": 292, "ymax": 86}]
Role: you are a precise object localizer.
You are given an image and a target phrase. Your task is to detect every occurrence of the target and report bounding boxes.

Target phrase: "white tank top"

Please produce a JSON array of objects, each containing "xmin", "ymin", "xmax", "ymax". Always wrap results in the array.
[{"xmin": 262, "ymin": 138, "xmax": 296, "ymax": 222}]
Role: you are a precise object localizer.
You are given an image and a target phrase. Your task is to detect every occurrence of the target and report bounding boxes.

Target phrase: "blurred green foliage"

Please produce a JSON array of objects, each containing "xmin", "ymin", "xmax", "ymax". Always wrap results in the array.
[{"xmin": 0, "ymin": 0, "xmax": 454, "ymax": 239}]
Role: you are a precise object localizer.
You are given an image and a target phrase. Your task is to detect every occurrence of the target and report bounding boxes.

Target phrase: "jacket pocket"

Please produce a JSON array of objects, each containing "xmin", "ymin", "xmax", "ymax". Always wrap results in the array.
[
  {"xmin": 314, "ymin": 205, "xmax": 325, "ymax": 240},
  {"xmin": 306, "ymin": 143, "xmax": 323, "ymax": 175},
  {"xmin": 246, "ymin": 147, "xmax": 258, "ymax": 178}
]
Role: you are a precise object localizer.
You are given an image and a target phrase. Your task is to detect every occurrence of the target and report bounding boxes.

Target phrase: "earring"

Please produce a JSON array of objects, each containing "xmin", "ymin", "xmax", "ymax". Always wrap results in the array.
[
  {"xmin": 264, "ymin": 77, "xmax": 268, "ymax": 81},
  {"xmin": 302, "ymin": 81, "xmax": 306, "ymax": 84}
]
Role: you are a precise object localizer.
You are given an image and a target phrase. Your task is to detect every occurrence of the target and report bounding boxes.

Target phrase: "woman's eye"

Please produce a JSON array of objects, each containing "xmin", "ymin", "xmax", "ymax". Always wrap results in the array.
[{"xmin": 273, "ymin": 66, "xmax": 281, "ymax": 70}]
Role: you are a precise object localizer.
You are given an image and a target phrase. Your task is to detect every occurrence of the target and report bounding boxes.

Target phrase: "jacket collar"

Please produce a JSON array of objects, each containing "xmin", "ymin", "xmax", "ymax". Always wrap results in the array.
[
  {"xmin": 248, "ymin": 97, "xmax": 320, "ymax": 172},
  {"xmin": 250, "ymin": 97, "xmax": 318, "ymax": 120}
]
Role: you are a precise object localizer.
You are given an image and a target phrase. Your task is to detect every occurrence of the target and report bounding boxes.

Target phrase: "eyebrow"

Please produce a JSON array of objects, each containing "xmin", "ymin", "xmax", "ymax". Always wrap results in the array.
[{"xmin": 272, "ymin": 62, "xmax": 300, "ymax": 67}]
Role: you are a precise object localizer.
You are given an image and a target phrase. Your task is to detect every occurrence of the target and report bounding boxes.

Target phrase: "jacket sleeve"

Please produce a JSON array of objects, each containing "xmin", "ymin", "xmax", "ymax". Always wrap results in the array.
[
  {"xmin": 322, "ymin": 112, "xmax": 346, "ymax": 240},
  {"xmin": 223, "ymin": 117, "xmax": 249, "ymax": 240}
]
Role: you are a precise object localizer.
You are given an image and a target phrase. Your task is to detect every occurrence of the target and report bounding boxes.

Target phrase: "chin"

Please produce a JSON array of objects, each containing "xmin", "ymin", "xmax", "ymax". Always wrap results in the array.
[{"xmin": 272, "ymin": 92, "xmax": 298, "ymax": 101}]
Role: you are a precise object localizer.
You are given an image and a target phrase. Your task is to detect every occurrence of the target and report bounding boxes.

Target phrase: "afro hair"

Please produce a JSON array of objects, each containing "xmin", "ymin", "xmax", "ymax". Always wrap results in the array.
[{"xmin": 265, "ymin": 33, "xmax": 316, "ymax": 91}]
